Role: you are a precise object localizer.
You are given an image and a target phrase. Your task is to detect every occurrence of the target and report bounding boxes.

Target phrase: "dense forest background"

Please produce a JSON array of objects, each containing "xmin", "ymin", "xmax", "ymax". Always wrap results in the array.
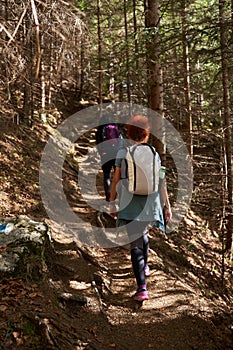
[{"xmin": 1, "ymin": 0, "xmax": 232, "ymax": 247}]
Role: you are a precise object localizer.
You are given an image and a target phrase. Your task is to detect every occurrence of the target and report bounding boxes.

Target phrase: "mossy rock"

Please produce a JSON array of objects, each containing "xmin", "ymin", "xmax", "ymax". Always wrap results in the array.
[{"xmin": 0, "ymin": 216, "xmax": 54, "ymax": 280}]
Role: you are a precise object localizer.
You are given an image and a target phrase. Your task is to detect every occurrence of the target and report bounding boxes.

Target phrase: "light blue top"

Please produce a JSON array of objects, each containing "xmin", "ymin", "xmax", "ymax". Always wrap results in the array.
[{"xmin": 115, "ymin": 148, "xmax": 165, "ymax": 232}]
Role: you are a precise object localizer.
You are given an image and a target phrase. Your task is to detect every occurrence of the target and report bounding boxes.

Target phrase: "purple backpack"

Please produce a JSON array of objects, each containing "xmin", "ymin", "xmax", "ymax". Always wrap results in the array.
[{"xmin": 103, "ymin": 124, "xmax": 120, "ymax": 147}]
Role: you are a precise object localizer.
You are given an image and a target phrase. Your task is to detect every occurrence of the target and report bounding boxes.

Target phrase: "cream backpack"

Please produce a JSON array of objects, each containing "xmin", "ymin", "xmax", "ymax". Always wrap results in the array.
[{"xmin": 121, "ymin": 143, "xmax": 160, "ymax": 195}]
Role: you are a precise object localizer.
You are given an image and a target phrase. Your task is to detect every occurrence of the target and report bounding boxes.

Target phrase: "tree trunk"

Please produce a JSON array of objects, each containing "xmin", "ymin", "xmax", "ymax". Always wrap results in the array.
[
  {"xmin": 171, "ymin": 3, "xmax": 182, "ymax": 131},
  {"xmin": 124, "ymin": 0, "xmax": 131, "ymax": 103},
  {"xmin": 219, "ymin": 0, "xmax": 233, "ymax": 251},
  {"xmin": 78, "ymin": 36, "xmax": 85, "ymax": 100},
  {"xmin": 133, "ymin": 0, "xmax": 141, "ymax": 103},
  {"xmin": 97, "ymin": 0, "xmax": 103, "ymax": 104},
  {"xmin": 181, "ymin": 0, "xmax": 193, "ymax": 157},
  {"xmin": 22, "ymin": 15, "xmax": 34, "ymax": 126},
  {"xmin": 48, "ymin": 39, "xmax": 53, "ymax": 108},
  {"xmin": 145, "ymin": 0, "xmax": 165, "ymax": 161},
  {"xmin": 40, "ymin": 34, "xmax": 46, "ymax": 122}
]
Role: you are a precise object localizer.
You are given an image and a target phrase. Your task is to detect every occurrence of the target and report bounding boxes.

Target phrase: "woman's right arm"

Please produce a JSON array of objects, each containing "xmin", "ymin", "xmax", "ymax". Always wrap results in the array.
[
  {"xmin": 160, "ymin": 179, "xmax": 172, "ymax": 224},
  {"xmin": 109, "ymin": 167, "xmax": 121, "ymax": 219}
]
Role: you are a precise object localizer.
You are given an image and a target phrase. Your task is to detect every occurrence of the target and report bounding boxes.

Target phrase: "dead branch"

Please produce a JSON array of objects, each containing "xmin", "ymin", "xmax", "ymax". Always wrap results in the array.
[
  {"xmin": 7, "ymin": 4, "xmax": 29, "ymax": 46},
  {"xmin": 30, "ymin": 0, "xmax": 41, "ymax": 78}
]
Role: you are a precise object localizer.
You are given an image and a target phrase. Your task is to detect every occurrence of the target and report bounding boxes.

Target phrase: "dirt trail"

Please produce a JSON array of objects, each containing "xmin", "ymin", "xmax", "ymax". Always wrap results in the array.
[{"xmin": 49, "ymin": 226, "xmax": 232, "ymax": 350}]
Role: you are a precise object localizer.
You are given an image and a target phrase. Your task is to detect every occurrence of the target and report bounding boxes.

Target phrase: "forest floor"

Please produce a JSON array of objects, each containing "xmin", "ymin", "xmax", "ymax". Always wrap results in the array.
[{"xmin": 0, "ymin": 115, "xmax": 232, "ymax": 350}]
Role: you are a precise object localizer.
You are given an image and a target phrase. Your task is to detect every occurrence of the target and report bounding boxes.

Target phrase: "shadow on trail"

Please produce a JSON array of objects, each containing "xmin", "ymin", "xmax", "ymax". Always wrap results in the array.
[
  {"xmin": 148, "ymin": 229, "xmax": 227, "ymax": 299},
  {"xmin": 108, "ymin": 312, "xmax": 231, "ymax": 350}
]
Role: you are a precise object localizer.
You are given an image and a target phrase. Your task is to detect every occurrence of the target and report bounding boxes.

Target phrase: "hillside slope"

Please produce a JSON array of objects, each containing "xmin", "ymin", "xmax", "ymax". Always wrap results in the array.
[{"xmin": 0, "ymin": 119, "xmax": 232, "ymax": 349}]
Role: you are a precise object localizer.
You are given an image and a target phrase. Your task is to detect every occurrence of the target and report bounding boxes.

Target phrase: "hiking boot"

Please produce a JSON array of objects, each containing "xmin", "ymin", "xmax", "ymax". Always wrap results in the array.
[
  {"xmin": 144, "ymin": 264, "xmax": 150, "ymax": 277},
  {"xmin": 133, "ymin": 288, "xmax": 148, "ymax": 301}
]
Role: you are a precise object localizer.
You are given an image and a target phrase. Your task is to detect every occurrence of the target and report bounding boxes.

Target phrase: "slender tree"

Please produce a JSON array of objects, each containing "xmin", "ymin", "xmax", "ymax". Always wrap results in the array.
[
  {"xmin": 219, "ymin": 0, "xmax": 232, "ymax": 251},
  {"xmin": 181, "ymin": 0, "xmax": 193, "ymax": 157},
  {"xmin": 133, "ymin": 0, "xmax": 140, "ymax": 103},
  {"xmin": 97, "ymin": 0, "xmax": 103, "ymax": 104},
  {"xmin": 124, "ymin": 0, "xmax": 131, "ymax": 102},
  {"xmin": 145, "ymin": 0, "xmax": 165, "ymax": 161}
]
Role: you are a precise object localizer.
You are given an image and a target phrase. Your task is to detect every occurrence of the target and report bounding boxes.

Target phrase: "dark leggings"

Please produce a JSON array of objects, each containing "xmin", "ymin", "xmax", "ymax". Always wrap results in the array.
[
  {"xmin": 126, "ymin": 221, "xmax": 149, "ymax": 288},
  {"xmin": 102, "ymin": 159, "xmax": 115, "ymax": 201}
]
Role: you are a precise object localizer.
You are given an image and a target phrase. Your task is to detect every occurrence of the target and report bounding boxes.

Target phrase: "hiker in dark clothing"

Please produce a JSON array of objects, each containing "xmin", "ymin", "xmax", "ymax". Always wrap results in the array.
[{"xmin": 96, "ymin": 114, "xmax": 123, "ymax": 201}]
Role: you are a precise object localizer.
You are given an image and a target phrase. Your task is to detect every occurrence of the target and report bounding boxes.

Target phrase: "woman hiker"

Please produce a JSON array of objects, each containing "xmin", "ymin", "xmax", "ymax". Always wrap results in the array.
[{"xmin": 109, "ymin": 114, "xmax": 172, "ymax": 301}]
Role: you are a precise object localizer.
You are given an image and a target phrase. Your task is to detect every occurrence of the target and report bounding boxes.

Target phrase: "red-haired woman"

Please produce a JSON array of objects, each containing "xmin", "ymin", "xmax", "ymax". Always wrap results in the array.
[{"xmin": 109, "ymin": 115, "xmax": 172, "ymax": 301}]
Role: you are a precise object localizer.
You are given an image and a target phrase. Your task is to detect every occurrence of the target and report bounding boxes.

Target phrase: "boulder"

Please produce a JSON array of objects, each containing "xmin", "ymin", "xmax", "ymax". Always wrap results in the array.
[{"xmin": 0, "ymin": 215, "xmax": 53, "ymax": 280}]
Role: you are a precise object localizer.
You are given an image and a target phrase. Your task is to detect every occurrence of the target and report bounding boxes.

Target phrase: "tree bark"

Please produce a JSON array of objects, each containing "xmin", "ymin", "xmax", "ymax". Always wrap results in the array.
[
  {"xmin": 124, "ymin": 0, "xmax": 131, "ymax": 103},
  {"xmin": 133, "ymin": 0, "xmax": 141, "ymax": 103},
  {"xmin": 78, "ymin": 36, "xmax": 85, "ymax": 100},
  {"xmin": 145, "ymin": 0, "xmax": 165, "ymax": 161},
  {"xmin": 181, "ymin": 0, "xmax": 193, "ymax": 157},
  {"xmin": 219, "ymin": 0, "xmax": 233, "ymax": 251},
  {"xmin": 22, "ymin": 14, "xmax": 33, "ymax": 126},
  {"xmin": 97, "ymin": 0, "xmax": 103, "ymax": 104}
]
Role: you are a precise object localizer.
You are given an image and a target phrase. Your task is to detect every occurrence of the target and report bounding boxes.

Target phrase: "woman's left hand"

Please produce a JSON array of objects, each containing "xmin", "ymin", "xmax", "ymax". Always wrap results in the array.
[{"xmin": 164, "ymin": 206, "xmax": 172, "ymax": 224}]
